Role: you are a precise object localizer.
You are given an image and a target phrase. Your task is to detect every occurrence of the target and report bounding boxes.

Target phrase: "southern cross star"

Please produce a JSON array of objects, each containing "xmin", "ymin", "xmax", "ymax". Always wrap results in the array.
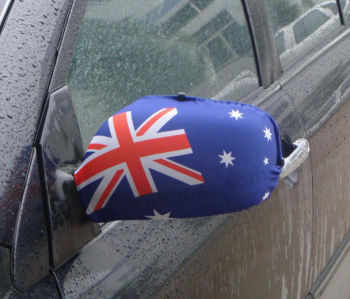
[
  {"xmin": 262, "ymin": 191, "xmax": 270, "ymax": 201},
  {"xmin": 263, "ymin": 157, "xmax": 269, "ymax": 165},
  {"xmin": 145, "ymin": 209, "xmax": 171, "ymax": 220},
  {"xmin": 229, "ymin": 110, "xmax": 243, "ymax": 120},
  {"xmin": 263, "ymin": 127, "xmax": 272, "ymax": 141},
  {"xmin": 219, "ymin": 150, "xmax": 236, "ymax": 168}
]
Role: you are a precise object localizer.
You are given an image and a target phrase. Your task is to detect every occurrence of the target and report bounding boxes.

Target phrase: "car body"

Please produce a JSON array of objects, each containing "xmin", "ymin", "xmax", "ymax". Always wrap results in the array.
[{"xmin": 2, "ymin": 0, "xmax": 350, "ymax": 298}]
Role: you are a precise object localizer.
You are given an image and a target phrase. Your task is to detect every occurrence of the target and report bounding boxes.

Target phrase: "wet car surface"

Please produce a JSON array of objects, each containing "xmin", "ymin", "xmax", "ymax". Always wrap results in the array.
[{"xmin": 2, "ymin": 0, "xmax": 350, "ymax": 298}]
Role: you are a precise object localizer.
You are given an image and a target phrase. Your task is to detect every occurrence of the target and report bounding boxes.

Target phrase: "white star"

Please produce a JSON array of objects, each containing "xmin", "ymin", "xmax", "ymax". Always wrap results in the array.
[
  {"xmin": 219, "ymin": 150, "xmax": 236, "ymax": 168},
  {"xmin": 262, "ymin": 191, "xmax": 270, "ymax": 201},
  {"xmin": 145, "ymin": 209, "xmax": 171, "ymax": 220},
  {"xmin": 263, "ymin": 157, "xmax": 269, "ymax": 165},
  {"xmin": 229, "ymin": 110, "xmax": 243, "ymax": 120},
  {"xmin": 263, "ymin": 127, "xmax": 272, "ymax": 141}
]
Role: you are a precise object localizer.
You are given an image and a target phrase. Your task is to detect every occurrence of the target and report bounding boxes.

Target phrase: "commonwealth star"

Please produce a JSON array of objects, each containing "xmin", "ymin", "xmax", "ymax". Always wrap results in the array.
[
  {"xmin": 229, "ymin": 110, "xmax": 243, "ymax": 120},
  {"xmin": 219, "ymin": 150, "xmax": 236, "ymax": 168}
]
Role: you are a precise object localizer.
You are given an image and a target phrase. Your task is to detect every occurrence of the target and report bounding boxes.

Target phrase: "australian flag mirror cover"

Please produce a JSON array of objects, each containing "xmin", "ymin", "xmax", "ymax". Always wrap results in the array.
[{"xmin": 74, "ymin": 95, "xmax": 283, "ymax": 222}]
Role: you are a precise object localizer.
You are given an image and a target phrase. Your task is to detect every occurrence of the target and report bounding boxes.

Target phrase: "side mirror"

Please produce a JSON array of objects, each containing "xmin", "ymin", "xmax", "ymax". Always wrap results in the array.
[{"xmin": 74, "ymin": 95, "xmax": 286, "ymax": 222}]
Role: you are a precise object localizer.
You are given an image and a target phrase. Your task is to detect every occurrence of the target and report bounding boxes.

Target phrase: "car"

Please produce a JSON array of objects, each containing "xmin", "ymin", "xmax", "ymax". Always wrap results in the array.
[
  {"xmin": 2, "ymin": 0, "xmax": 350, "ymax": 298},
  {"xmin": 274, "ymin": 1, "xmax": 340, "ymax": 67}
]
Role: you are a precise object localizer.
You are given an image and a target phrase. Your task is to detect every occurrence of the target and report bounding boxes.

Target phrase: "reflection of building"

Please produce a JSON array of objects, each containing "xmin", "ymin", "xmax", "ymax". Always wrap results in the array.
[
  {"xmin": 85, "ymin": 0, "xmax": 252, "ymax": 71},
  {"xmin": 290, "ymin": 0, "xmax": 325, "ymax": 5},
  {"xmin": 143, "ymin": 0, "xmax": 259, "ymax": 99},
  {"xmin": 84, "ymin": 0, "xmax": 259, "ymax": 100},
  {"xmin": 145, "ymin": 0, "xmax": 252, "ymax": 71}
]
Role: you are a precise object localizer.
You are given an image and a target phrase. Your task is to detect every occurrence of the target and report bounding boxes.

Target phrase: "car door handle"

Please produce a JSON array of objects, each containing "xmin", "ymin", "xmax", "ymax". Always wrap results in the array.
[{"xmin": 279, "ymin": 138, "xmax": 310, "ymax": 180}]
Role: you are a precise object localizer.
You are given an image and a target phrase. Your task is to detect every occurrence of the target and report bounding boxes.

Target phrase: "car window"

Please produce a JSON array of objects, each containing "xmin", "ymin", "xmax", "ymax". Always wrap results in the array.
[
  {"xmin": 293, "ymin": 10, "xmax": 330, "ymax": 44},
  {"xmin": 340, "ymin": 0, "xmax": 350, "ymax": 23},
  {"xmin": 275, "ymin": 30, "xmax": 286, "ymax": 54},
  {"xmin": 265, "ymin": 0, "xmax": 341, "ymax": 68},
  {"xmin": 67, "ymin": 0, "xmax": 260, "ymax": 150},
  {"xmin": 321, "ymin": 2, "xmax": 339, "ymax": 14}
]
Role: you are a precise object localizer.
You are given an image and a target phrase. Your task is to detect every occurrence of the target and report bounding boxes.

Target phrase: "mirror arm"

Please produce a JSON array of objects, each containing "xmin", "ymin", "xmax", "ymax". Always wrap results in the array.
[{"xmin": 279, "ymin": 138, "xmax": 310, "ymax": 180}]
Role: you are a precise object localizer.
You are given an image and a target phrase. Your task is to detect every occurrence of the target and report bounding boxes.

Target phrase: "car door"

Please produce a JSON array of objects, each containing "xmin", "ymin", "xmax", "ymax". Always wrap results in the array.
[
  {"xmin": 151, "ymin": 1, "xmax": 350, "ymax": 298},
  {"xmin": 4, "ymin": 0, "xmax": 350, "ymax": 298},
  {"xmin": 37, "ymin": 0, "xmax": 264, "ymax": 296}
]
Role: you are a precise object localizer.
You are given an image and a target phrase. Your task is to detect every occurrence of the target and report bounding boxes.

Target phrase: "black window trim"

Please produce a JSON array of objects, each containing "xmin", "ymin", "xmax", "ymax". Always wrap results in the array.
[{"xmin": 243, "ymin": 0, "xmax": 282, "ymax": 88}]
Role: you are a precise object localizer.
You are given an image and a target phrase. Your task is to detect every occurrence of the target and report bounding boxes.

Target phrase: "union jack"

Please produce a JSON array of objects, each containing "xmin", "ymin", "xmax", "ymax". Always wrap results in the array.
[{"xmin": 74, "ymin": 108, "xmax": 204, "ymax": 215}]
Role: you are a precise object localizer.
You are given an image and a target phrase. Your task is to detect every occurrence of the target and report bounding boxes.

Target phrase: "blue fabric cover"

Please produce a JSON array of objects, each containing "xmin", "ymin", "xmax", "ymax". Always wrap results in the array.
[{"xmin": 74, "ymin": 95, "xmax": 283, "ymax": 222}]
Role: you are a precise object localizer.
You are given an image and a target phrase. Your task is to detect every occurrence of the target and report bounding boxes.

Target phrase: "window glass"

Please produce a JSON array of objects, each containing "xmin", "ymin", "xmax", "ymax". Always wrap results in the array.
[
  {"xmin": 340, "ymin": 0, "xmax": 350, "ymax": 23},
  {"xmin": 293, "ymin": 10, "xmax": 330, "ymax": 44},
  {"xmin": 265, "ymin": 0, "xmax": 341, "ymax": 68},
  {"xmin": 67, "ymin": 0, "xmax": 259, "ymax": 149}
]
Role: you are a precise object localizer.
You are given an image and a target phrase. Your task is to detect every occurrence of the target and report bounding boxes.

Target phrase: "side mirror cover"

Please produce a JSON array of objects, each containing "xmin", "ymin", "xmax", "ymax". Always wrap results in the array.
[{"xmin": 74, "ymin": 95, "xmax": 283, "ymax": 222}]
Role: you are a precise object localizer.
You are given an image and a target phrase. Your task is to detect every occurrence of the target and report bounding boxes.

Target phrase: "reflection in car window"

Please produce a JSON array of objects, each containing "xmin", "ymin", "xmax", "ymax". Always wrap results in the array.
[
  {"xmin": 67, "ymin": 0, "xmax": 259, "ymax": 150},
  {"xmin": 340, "ymin": 0, "xmax": 350, "ymax": 23},
  {"xmin": 293, "ymin": 10, "xmax": 330, "ymax": 44},
  {"xmin": 265, "ymin": 0, "xmax": 340, "ymax": 68},
  {"xmin": 275, "ymin": 30, "xmax": 286, "ymax": 54}
]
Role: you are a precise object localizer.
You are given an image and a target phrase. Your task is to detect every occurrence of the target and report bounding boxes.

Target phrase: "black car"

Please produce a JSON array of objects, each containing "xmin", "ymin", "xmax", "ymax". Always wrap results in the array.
[{"xmin": 2, "ymin": 0, "xmax": 350, "ymax": 298}]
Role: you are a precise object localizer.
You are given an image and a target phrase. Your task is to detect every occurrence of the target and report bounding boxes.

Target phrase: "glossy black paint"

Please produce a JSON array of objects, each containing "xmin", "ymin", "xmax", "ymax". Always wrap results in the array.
[
  {"xmin": 12, "ymin": 148, "xmax": 50, "ymax": 290},
  {"xmin": 50, "ymin": 2, "xmax": 350, "ymax": 297},
  {"xmin": 0, "ymin": 0, "xmax": 72, "ymax": 245},
  {"xmin": 0, "ymin": 246, "xmax": 59, "ymax": 298},
  {"xmin": 2, "ymin": 0, "xmax": 350, "ymax": 296},
  {"xmin": 55, "ymin": 215, "xmax": 233, "ymax": 298},
  {"xmin": 37, "ymin": 86, "xmax": 100, "ymax": 269}
]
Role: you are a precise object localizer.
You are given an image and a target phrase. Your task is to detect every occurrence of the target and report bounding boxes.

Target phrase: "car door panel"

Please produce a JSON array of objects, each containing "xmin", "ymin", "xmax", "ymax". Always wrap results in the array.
[
  {"xmin": 151, "ymin": 24, "xmax": 350, "ymax": 299},
  {"xmin": 309, "ymin": 100, "xmax": 350, "ymax": 285},
  {"xmin": 43, "ymin": 1, "xmax": 350, "ymax": 299},
  {"xmin": 54, "ymin": 213, "xmax": 233, "ymax": 298},
  {"xmin": 50, "ymin": 86, "xmax": 311, "ymax": 299},
  {"xmin": 151, "ymin": 96, "xmax": 350, "ymax": 298},
  {"xmin": 311, "ymin": 228, "xmax": 350, "ymax": 298},
  {"xmin": 154, "ymin": 156, "xmax": 313, "ymax": 299}
]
